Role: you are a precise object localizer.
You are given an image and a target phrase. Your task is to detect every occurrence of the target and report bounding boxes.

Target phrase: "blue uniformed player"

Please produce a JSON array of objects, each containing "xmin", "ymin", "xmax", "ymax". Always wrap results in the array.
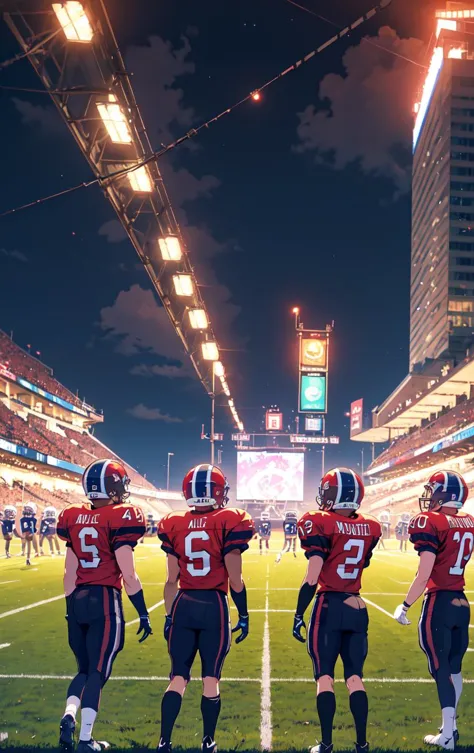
[
  {"xmin": 276, "ymin": 510, "xmax": 298, "ymax": 562},
  {"xmin": 39, "ymin": 506, "xmax": 61, "ymax": 556},
  {"xmin": 398, "ymin": 511, "xmax": 411, "ymax": 552},
  {"xmin": 20, "ymin": 502, "xmax": 39, "ymax": 566},
  {"xmin": 2, "ymin": 505, "xmax": 17, "ymax": 559},
  {"xmin": 257, "ymin": 510, "xmax": 272, "ymax": 554}
]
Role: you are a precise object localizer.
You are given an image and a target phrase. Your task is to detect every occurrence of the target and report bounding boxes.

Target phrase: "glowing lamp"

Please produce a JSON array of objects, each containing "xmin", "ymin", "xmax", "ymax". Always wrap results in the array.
[
  {"xmin": 202, "ymin": 342, "xmax": 219, "ymax": 361},
  {"xmin": 173, "ymin": 274, "xmax": 193, "ymax": 297},
  {"xmin": 292, "ymin": 307, "xmax": 299, "ymax": 314},
  {"xmin": 127, "ymin": 165, "xmax": 153, "ymax": 192},
  {"xmin": 52, "ymin": 1, "xmax": 93, "ymax": 41},
  {"xmin": 251, "ymin": 91, "xmax": 261, "ymax": 101},
  {"xmin": 220, "ymin": 377, "xmax": 230, "ymax": 396},
  {"xmin": 213, "ymin": 361, "xmax": 225, "ymax": 378},
  {"xmin": 228, "ymin": 399, "xmax": 234, "ymax": 408},
  {"xmin": 188, "ymin": 308, "xmax": 208, "ymax": 329},
  {"xmin": 448, "ymin": 47, "xmax": 466, "ymax": 60},
  {"xmin": 436, "ymin": 19, "xmax": 457, "ymax": 38},
  {"xmin": 237, "ymin": 421, "xmax": 244, "ymax": 432},
  {"xmin": 97, "ymin": 97, "xmax": 132, "ymax": 144},
  {"xmin": 159, "ymin": 236, "xmax": 182, "ymax": 261}
]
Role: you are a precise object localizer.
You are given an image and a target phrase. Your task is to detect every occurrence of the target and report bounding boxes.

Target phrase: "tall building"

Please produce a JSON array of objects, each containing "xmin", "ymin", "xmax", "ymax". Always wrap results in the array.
[{"xmin": 410, "ymin": 2, "xmax": 474, "ymax": 370}]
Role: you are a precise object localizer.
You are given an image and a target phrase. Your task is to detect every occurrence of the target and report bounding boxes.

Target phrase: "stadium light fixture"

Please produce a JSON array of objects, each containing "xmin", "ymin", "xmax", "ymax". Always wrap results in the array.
[
  {"xmin": 202, "ymin": 342, "xmax": 219, "ymax": 361},
  {"xmin": 127, "ymin": 165, "xmax": 153, "ymax": 192},
  {"xmin": 159, "ymin": 235, "xmax": 182, "ymax": 261},
  {"xmin": 52, "ymin": 2, "xmax": 93, "ymax": 42},
  {"xmin": 237, "ymin": 421, "xmax": 244, "ymax": 432},
  {"xmin": 228, "ymin": 398, "xmax": 234, "ymax": 408},
  {"xmin": 188, "ymin": 308, "xmax": 208, "ymax": 330},
  {"xmin": 220, "ymin": 376, "xmax": 230, "ymax": 396},
  {"xmin": 96, "ymin": 96, "xmax": 132, "ymax": 144},
  {"xmin": 213, "ymin": 361, "xmax": 225, "ymax": 378},
  {"xmin": 173, "ymin": 274, "xmax": 194, "ymax": 297}
]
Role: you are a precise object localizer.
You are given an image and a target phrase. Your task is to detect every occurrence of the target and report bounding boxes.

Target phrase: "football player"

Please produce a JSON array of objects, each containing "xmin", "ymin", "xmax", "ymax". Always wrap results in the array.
[
  {"xmin": 398, "ymin": 512, "xmax": 411, "ymax": 553},
  {"xmin": 377, "ymin": 510, "xmax": 390, "ymax": 549},
  {"xmin": 257, "ymin": 510, "xmax": 272, "ymax": 554},
  {"xmin": 394, "ymin": 470, "xmax": 474, "ymax": 751},
  {"xmin": 157, "ymin": 464, "xmax": 255, "ymax": 753},
  {"xmin": 2, "ymin": 505, "xmax": 17, "ymax": 558},
  {"xmin": 39, "ymin": 506, "xmax": 61, "ymax": 556},
  {"xmin": 293, "ymin": 468, "xmax": 381, "ymax": 753},
  {"xmin": 20, "ymin": 502, "xmax": 39, "ymax": 565},
  {"xmin": 57, "ymin": 458, "xmax": 153, "ymax": 753},
  {"xmin": 276, "ymin": 510, "xmax": 298, "ymax": 562}
]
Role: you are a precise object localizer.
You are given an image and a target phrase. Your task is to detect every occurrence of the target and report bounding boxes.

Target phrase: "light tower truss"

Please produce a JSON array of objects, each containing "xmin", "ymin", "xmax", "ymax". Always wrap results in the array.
[{"xmin": 3, "ymin": 0, "xmax": 244, "ymax": 432}]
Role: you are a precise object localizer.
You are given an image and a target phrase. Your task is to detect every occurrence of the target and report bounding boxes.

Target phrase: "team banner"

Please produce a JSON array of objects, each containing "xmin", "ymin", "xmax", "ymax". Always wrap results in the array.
[
  {"xmin": 299, "ymin": 332, "xmax": 328, "ymax": 372},
  {"xmin": 299, "ymin": 372, "xmax": 327, "ymax": 413},
  {"xmin": 350, "ymin": 398, "xmax": 364, "ymax": 437}
]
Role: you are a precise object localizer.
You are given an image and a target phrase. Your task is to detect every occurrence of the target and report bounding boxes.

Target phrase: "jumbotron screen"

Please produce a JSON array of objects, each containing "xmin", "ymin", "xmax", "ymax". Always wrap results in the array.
[{"xmin": 236, "ymin": 451, "xmax": 304, "ymax": 501}]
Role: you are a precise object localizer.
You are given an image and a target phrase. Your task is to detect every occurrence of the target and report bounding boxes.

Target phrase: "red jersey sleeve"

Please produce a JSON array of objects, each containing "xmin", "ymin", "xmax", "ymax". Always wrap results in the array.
[
  {"xmin": 297, "ymin": 512, "xmax": 331, "ymax": 560},
  {"xmin": 109, "ymin": 504, "xmax": 146, "ymax": 550},
  {"xmin": 409, "ymin": 513, "xmax": 440, "ymax": 556},
  {"xmin": 222, "ymin": 509, "xmax": 255, "ymax": 556},
  {"xmin": 57, "ymin": 507, "xmax": 71, "ymax": 546},
  {"xmin": 158, "ymin": 514, "xmax": 178, "ymax": 557}
]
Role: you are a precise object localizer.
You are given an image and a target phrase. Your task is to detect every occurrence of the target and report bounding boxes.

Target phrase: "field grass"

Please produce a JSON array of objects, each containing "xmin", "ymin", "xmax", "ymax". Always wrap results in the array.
[{"xmin": 1, "ymin": 535, "xmax": 474, "ymax": 752}]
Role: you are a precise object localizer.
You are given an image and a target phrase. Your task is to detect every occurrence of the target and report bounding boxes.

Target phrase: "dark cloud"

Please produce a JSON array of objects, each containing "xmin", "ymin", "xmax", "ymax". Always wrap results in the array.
[
  {"xmin": 294, "ymin": 27, "xmax": 426, "ymax": 196},
  {"xmin": 130, "ymin": 363, "xmax": 191, "ymax": 378},
  {"xmin": 99, "ymin": 220, "xmax": 127, "ymax": 244},
  {"xmin": 127, "ymin": 403, "xmax": 183, "ymax": 423},
  {"xmin": 1, "ymin": 248, "xmax": 28, "ymax": 263},
  {"xmin": 11, "ymin": 98, "xmax": 65, "ymax": 135}
]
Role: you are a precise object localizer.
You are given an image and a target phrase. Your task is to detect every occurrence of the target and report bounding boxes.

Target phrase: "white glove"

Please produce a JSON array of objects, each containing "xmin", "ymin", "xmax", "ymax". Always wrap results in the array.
[{"xmin": 394, "ymin": 603, "xmax": 411, "ymax": 625}]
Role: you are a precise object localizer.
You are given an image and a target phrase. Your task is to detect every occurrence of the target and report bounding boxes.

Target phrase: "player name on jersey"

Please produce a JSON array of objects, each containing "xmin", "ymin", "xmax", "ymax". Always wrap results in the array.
[
  {"xmin": 335, "ymin": 521, "xmax": 372, "ymax": 536},
  {"xmin": 446, "ymin": 514, "xmax": 474, "ymax": 529},
  {"xmin": 188, "ymin": 517, "xmax": 208, "ymax": 529},
  {"xmin": 75, "ymin": 513, "xmax": 100, "ymax": 525}
]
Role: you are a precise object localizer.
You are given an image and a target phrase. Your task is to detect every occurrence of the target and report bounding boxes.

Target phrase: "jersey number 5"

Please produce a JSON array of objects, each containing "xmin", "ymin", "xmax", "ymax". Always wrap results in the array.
[
  {"xmin": 336, "ymin": 539, "xmax": 365, "ymax": 580},
  {"xmin": 78, "ymin": 527, "xmax": 101, "ymax": 569},
  {"xmin": 449, "ymin": 531, "xmax": 474, "ymax": 576},
  {"xmin": 185, "ymin": 531, "xmax": 211, "ymax": 576}
]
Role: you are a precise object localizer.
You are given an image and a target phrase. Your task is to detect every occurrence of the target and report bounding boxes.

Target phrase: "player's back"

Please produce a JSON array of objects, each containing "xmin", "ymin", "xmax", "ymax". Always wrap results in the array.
[
  {"xmin": 284, "ymin": 520, "xmax": 297, "ymax": 536},
  {"xmin": 57, "ymin": 502, "xmax": 146, "ymax": 589},
  {"xmin": 409, "ymin": 510, "xmax": 474, "ymax": 592},
  {"xmin": 158, "ymin": 507, "xmax": 254, "ymax": 592},
  {"xmin": 298, "ymin": 509, "xmax": 381, "ymax": 593}
]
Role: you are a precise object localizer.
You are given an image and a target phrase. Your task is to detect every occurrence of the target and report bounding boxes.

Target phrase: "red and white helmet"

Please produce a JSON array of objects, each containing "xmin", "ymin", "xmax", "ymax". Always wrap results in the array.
[
  {"xmin": 419, "ymin": 470, "xmax": 468, "ymax": 512},
  {"xmin": 82, "ymin": 458, "xmax": 130, "ymax": 502},
  {"xmin": 182, "ymin": 464, "xmax": 229, "ymax": 508},
  {"xmin": 317, "ymin": 467, "xmax": 364, "ymax": 512}
]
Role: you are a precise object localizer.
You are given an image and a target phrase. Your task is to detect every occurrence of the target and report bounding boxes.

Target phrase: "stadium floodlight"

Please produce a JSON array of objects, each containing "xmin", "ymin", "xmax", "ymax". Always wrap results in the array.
[
  {"xmin": 52, "ymin": 2, "xmax": 93, "ymax": 42},
  {"xmin": 173, "ymin": 274, "xmax": 194, "ymax": 297},
  {"xmin": 220, "ymin": 376, "xmax": 230, "ymax": 396},
  {"xmin": 96, "ymin": 96, "xmax": 132, "ymax": 144},
  {"xmin": 213, "ymin": 361, "xmax": 225, "ymax": 378},
  {"xmin": 201, "ymin": 342, "xmax": 219, "ymax": 361},
  {"xmin": 188, "ymin": 308, "xmax": 208, "ymax": 330},
  {"xmin": 237, "ymin": 421, "xmax": 244, "ymax": 432},
  {"xmin": 127, "ymin": 165, "xmax": 153, "ymax": 192},
  {"xmin": 228, "ymin": 398, "xmax": 234, "ymax": 408},
  {"xmin": 159, "ymin": 235, "xmax": 182, "ymax": 261}
]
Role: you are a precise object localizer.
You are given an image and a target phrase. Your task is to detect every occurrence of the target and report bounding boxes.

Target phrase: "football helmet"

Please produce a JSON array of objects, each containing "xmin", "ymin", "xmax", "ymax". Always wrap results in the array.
[
  {"xmin": 82, "ymin": 458, "xmax": 130, "ymax": 502},
  {"xmin": 260, "ymin": 510, "xmax": 270, "ymax": 521},
  {"xmin": 419, "ymin": 470, "xmax": 468, "ymax": 511},
  {"xmin": 285, "ymin": 510, "xmax": 298, "ymax": 521},
  {"xmin": 3, "ymin": 505, "xmax": 16, "ymax": 520},
  {"xmin": 317, "ymin": 467, "xmax": 364, "ymax": 512},
  {"xmin": 23, "ymin": 502, "xmax": 37, "ymax": 516},
  {"xmin": 43, "ymin": 506, "xmax": 57, "ymax": 520},
  {"xmin": 182, "ymin": 464, "xmax": 229, "ymax": 508}
]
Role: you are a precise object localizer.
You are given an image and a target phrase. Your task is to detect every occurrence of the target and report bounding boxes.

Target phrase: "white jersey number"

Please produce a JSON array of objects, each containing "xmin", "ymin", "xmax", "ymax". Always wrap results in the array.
[
  {"xmin": 449, "ymin": 531, "xmax": 474, "ymax": 576},
  {"xmin": 185, "ymin": 531, "xmax": 211, "ymax": 577},
  {"xmin": 78, "ymin": 527, "xmax": 101, "ymax": 569},
  {"xmin": 336, "ymin": 539, "xmax": 365, "ymax": 580}
]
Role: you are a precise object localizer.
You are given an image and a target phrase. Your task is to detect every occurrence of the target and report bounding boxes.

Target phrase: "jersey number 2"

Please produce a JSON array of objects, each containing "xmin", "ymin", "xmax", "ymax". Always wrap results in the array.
[
  {"xmin": 449, "ymin": 531, "xmax": 474, "ymax": 576},
  {"xmin": 336, "ymin": 539, "xmax": 365, "ymax": 580},
  {"xmin": 185, "ymin": 531, "xmax": 211, "ymax": 576},
  {"xmin": 78, "ymin": 527, "xmax": 101, "ymax": 569}
]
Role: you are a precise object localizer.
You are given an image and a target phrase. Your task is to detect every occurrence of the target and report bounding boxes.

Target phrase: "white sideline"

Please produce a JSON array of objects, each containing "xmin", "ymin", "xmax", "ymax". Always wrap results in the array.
[
  {"xmin": 0, "ymin": 644, "xmax": 11, "ymax": 650},
  {"xmin": 260, "ymin": 562, "xmax": 272, "ymax": 751},
  {"xmin": 0, "ymin": 580, "xmax": 20, "ymax": 585},
  {"xmin": 2, "ymin": 673, "xmax": 474, "ymax": 684},
  {"xmin": 0, "ymin": 594, "xmax": 63, "ymax": 619},
  {"xmin": 126, "ymin": 599, "xmax": 165, "ymax": 627}
]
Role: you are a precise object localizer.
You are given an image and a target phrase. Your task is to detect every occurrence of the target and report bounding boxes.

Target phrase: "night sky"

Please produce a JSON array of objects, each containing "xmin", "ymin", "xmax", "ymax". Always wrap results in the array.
[{"xmin": 0, "ymin": 0, "xmax": 436, "ymax": 494}]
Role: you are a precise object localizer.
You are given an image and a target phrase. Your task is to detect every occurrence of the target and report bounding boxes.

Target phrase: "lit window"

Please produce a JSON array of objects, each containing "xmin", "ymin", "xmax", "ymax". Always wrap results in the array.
[
  {"xmin": 127, "ymin": 165, "xmax": 152, "ymax": 192},
  {"xmin": 52, "ymin": 2, "xmax": 93, "ymax": 42},
  {"xmin": 188, "ymin": 308, "xmax": 208, "ymax": 329},
  {"xmin": 159, "ymin": 236, "xmax": 182, "ymax": 261},
  {"xmin": 173, "ymin": 274, "xmax": 193, "ymax": 297},
  {"xmin": 202, "ymin": 342, "xmax": 219, "ymax": 361},
  {"xmin": 97, "ymin": 96, "xmax": 132, "ymax": 144}
]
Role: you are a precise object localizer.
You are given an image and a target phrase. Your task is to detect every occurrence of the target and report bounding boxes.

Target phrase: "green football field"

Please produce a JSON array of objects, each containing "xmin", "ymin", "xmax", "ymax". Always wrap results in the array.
[{"xmin": 1, "ymin": 535, "xmax": 474, "ymax": 753}]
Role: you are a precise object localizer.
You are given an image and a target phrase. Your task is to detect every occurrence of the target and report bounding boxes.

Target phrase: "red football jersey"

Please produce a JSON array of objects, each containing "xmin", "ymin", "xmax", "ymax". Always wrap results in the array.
[
  {"xmin": 57, "ymin": 502, "xmax": 146, "ymax": 590},
  {"xmin": 298, "ymin": 510, "xmax": 381, "ymax": 593},
  {"xmin": 158, "ymin": 507, "xmax": 255, "ymax": 592},
  {"xmin": 409, "ymin": 510, "xmax": 474, "ymax": 593}
]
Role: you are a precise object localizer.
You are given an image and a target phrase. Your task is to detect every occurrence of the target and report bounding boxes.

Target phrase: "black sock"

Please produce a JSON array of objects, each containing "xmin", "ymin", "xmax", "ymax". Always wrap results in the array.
[
  {"xmin": 201, "ymin": 695, "xmax": 221, "ymax": 740},
  {"xmin": 160, "ymin": 690, "xmax": 182, "ymax": 743},
  {"xmin": 317, "ymin": 691, "xmax": 336, "ymax": 746},
  {"xmin": 349, "ymin": 690, "xmax": 368, "ymax": 746}
]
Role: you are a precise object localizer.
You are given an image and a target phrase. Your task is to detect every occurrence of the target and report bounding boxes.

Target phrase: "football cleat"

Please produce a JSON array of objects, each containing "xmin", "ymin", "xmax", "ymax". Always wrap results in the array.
[
  {"xmin": 275, "ymin": 553, "xmax": 282, "ymax": 563},
  {"xmin": 355, "ymin": 744, "xmax": 369, "ymax": 753},
  {"xmin": 439, "ymin": 728, "xmax": 459, "ymax": 745},
  {"xmin": 156, "ymin": 739, "xmax": 172, "ymax": 753},
  {"xmin": 202, "ymin": 735, "xmax": 217, "ymax": 753},
  {"xmin": 59, "ymin": 713, "xmax": 75, "ymax": 752},
  {"xmin": 423, "ymin": 733, "xmax": 454, "ymax": 750},
  {"xmin": 26, "ymin": 559, "xmax": 31, "ymax": 566},
  {"xmin": 310, "ymin": 743, "xmax": 333, "ymax": 753},
  {"xmin": 76, "ymin": 740, "xmax": 110, "ymax": 752}
]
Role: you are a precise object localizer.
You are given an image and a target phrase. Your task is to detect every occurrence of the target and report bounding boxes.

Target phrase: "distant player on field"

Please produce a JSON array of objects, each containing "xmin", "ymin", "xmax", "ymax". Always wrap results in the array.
[
  {"xmin": 57, "ymin": 458, "xmax": 153, "ymax": 753},
  {"xmin": 293, "ymin": 468, "xmax": 381, "ymax": 753},
  {"xmin": 394, "ymin": 470, "xmax": 474, "ymax": 751},
  {"xmin": 276, "ymin": 510, "xmax": 298, "ymax": 562},
  {"xmin": 1, "ymin": 505, "xmax": 17, "ymax": 558},
  {"xmin": 158, "ymin": 464, "xmax": 255, "ymax": 753},
  {"xmin": 257, "ymin": 510, "xmax": 272, "ymax": 554},
  {"xmin": 39, "ymin": 506, "xmax": 61, "ymax": 556},
  {"xmin": 20, "ymin": 502, "xmax": 39, "ymax": 565}
]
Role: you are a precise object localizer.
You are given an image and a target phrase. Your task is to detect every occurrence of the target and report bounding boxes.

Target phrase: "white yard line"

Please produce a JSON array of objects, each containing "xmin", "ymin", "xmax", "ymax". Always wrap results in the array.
[
  {"xmin": 260, "ymin": 562, "xmax": 272, "ymax": 752},
  {"xmin": 0, "ymin": 643, "xmax": 11, "ymax": 650},
  {"xmin": 0, "ymin": 580, "xmax": 20, "ymax": 585},
  {"xmin": 126, "ymin": 599, "xmax": 165, "ymax": 627},
  {"xmin": 0, "ymin": 594, "xmax": 63, "ymax": 619},
  {"xmin": 386, "ymin": 577, "xmax": 412, "ymax": 585},
  {"xmin": 2, "ymin": 674, "xmax": 474, "ymax": 684},
  {"xmin": 364, "ymin": 598, "xmax": 396, "ymax": 620}
]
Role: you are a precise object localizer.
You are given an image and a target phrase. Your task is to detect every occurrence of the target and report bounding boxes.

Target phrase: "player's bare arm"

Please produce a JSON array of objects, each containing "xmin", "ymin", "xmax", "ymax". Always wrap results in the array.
[
  {"xmin": 225, "ymin": 549, "xmax": 249, "ymax": 643},
  {"xmin": 163, "ymin": 552, "xmax": 180, "ymax": 640},
  {"xmin": 394, "ymin": 551, "xmax": 436, "ymax": 625},
  {"xmin": 293, "ymin": 553, "xmax": 324, "ymax": 642},
  {"xmin": 64, "ymin": 547, "xmax": 79, "ymax": 597},
  {"xmin": 115, "ymin": 545, "xmax": 153, "ymax": 642}
]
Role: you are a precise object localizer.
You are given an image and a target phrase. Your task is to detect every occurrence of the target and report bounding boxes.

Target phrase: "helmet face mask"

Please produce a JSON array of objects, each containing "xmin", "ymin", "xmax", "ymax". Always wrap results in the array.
[
  {"xmin": 419, "ymin": 470, "xmax": 468, "ymax": 512},
  {"xmin": 182, "ymin": 464, "xmax": 229, "ymax": 509},
  {"xmin": 317, "ymin": 468, "xmax": 364, "ymax": 513},
  {"xmin": 23, "ymin": 503, "xmax": 36, "ymax": 517},
  {"xmin": 4, "ymin": 505, "xmax": 16, "ymax": 520},
  {"xmin": 260, "ymin": 511, "xmax": 270, "ymax": 521}
]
